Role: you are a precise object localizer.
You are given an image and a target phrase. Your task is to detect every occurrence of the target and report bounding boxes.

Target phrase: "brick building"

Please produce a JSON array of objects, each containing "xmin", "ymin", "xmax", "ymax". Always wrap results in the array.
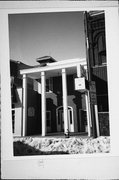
[{"xmin": 84, "ymin": 11, "xmax": 110, "ymax": 136}]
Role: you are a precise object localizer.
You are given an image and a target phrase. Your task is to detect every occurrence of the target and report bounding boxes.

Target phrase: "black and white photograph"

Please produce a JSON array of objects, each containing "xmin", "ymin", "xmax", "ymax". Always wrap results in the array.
[
  {"xmin": 9, "ymin": 11, "xmax": 110, "ymax": 156},
  {"xmin": 1, "ymin": 1, "xmax": 119, "ymax": 179}
]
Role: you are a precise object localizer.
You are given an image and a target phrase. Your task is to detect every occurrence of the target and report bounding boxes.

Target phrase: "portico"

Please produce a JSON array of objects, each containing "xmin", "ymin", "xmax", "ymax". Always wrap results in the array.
[{"xmin": 20, "ymin": 58, "xmax": 92, "ymax": 137}]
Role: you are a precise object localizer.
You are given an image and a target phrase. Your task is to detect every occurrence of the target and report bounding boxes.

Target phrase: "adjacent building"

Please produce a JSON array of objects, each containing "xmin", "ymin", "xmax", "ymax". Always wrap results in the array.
[{"xmin": 84, "ymin": 11, "xmax": 110, "ymax": 136}]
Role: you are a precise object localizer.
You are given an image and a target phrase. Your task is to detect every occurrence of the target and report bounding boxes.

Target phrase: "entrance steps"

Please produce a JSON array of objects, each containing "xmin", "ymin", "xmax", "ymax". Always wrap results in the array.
[
  {"xmin": 15, "ymin": 132, "xmax": 88, "ymax": 139},
  {"xmin": 46, "ymin": 132, "xmax": 88, "ymax": 138}
]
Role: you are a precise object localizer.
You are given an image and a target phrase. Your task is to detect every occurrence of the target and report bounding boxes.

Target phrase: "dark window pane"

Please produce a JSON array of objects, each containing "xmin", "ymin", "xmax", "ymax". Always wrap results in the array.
[{"xmin": 70, "ymin": 110, "xmax": 72, "ymax": 124}]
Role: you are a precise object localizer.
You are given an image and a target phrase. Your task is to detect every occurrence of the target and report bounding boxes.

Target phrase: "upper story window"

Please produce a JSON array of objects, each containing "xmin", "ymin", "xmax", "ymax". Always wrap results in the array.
[
  {"xmin": 98, "ymin": 50, "xmax": 106, "ymax": 65},
  {"xmin": 94, "ymin": 33, "xmax": 106, "ymax": 66},
  {"xmin": 46, "ymin": 78, "xmax": 53, "ymax": 93}
]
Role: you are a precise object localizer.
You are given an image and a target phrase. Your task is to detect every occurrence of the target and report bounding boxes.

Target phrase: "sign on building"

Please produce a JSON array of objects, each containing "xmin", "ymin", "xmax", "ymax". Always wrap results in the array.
[
  {"xmin": 89, "ymin": 81, "xmax": 97, "ymax": 104},
  {"xmin": 75, "ymin": 77, "xmax": 89, "ymax": 92}
]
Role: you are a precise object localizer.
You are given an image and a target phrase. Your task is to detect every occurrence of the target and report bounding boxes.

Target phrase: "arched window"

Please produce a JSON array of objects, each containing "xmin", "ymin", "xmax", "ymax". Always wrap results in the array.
[{"xmin": 94, "ymin": 32, "xmax": 106, "ymax": 66}]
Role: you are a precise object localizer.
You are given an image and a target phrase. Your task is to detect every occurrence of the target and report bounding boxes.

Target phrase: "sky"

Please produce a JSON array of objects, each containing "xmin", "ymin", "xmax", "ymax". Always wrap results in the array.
[{"xmin": 9, "ymin": 11, "xmax": 86, "ymax": 66}]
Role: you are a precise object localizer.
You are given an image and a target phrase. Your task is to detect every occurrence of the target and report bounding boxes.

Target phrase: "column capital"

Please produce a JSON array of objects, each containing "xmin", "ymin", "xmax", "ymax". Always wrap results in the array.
[
  {"xmin": 41, "ymin": 71, "xmax": 45, "ymax": 76},
  {"xmin": 23, "ymin": 74, "xmax": 27, "ymax": 79},
  {"xmin": 62, "ymin": 68, "xmax": 66, "ymax": 74}
]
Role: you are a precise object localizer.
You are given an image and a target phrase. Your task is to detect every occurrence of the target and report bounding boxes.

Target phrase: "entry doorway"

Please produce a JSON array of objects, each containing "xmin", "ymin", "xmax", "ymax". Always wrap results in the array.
[{"xmin": 56, "ymin": 106, "xmax": 74, "ymax": 132}]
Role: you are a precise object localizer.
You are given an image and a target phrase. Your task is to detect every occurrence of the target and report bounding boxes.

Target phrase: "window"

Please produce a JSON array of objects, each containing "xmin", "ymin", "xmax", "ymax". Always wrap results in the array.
[
  {"xmin": 12, "ymin": 104, "xmax": 15, "ymax": 133},
  {"xmin": 69, "ymin": 109, "xmax": 72, "ymax": 124},
  {"xmin": 94, "ymin": 34, "xmax": 106, "ymax": 66},
  {"xmin": 58, "ymin": 111, "xmax": 61, "ymax": 125},
  {"xmin": 98, "ymin": 51, "xmax": 106, "ymax": 65},
  {"xmin": 46, "ymin": 78, "xmax": 53, "ymax": 93},
  {"xmin": 97, "ymin": 94, "xmax": 109, "ymax": 112},
  {"xmin": 79, "ymin": 109, "xmax": 87, "ymax": 132},
  {"xmin": 46, "ymin": 111, "xmax": 51, "ymax": 127}
]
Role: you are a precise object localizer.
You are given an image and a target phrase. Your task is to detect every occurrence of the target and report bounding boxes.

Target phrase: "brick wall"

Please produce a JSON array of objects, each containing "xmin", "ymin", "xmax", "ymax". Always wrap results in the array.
[{"xmin": 98, "ymin": 112, "xmax": 110, "ymax": 136}]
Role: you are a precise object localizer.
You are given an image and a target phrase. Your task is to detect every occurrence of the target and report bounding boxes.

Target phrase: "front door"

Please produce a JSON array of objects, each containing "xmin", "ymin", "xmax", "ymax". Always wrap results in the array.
[{"xmin": 57, "ymin": 106, "xmax": 74, "ymax": 132}]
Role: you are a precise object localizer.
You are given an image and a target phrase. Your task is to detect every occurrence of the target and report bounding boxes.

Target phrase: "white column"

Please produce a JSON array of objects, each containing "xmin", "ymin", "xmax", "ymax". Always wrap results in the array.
[
  {"xmin": 85, "ymin": 91, "xmax": 91, "ymax": 137},
  {"xmin": 94, "ymin": 104, "xmax": 100, "ymax": 137},
  {"xmin": 22, "ymin": 74, "xmax": 27, "ymax": 136},
  {"xmin": 62, "ymin": 68, "xmax": 69, "ymax": 134},
  {"xmin": 41, "ymin": 71, "xmax": 46, "ymax": 136}
]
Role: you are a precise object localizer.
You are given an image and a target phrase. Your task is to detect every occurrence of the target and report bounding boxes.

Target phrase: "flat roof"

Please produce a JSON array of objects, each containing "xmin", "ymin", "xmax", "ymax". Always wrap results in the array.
[{"xmin": 20, "ymin": 58, "xmax": 86, "ymax": 79}]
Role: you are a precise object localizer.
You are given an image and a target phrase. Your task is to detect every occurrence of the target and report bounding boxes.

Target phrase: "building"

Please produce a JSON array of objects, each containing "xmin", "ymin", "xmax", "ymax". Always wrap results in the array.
[
  {"xmin": 11, "ymin": 57, "xmax": 93, "ymax": 137},
  {"xmin": 84, "ymin": 11, "xmax": 110, "ymax": 136}
]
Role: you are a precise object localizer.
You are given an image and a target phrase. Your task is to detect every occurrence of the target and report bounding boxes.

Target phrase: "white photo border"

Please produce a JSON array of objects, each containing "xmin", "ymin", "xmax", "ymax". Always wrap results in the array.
[{"xmin": 1, "ymin": 1, "xmax": 119, "ymax": 179}]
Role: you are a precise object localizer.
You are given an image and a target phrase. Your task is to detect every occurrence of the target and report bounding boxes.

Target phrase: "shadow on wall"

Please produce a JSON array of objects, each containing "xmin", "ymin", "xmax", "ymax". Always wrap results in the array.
[{"xmin": 13, "ymin": 141, "xmax": 69, "ymax": 156}]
